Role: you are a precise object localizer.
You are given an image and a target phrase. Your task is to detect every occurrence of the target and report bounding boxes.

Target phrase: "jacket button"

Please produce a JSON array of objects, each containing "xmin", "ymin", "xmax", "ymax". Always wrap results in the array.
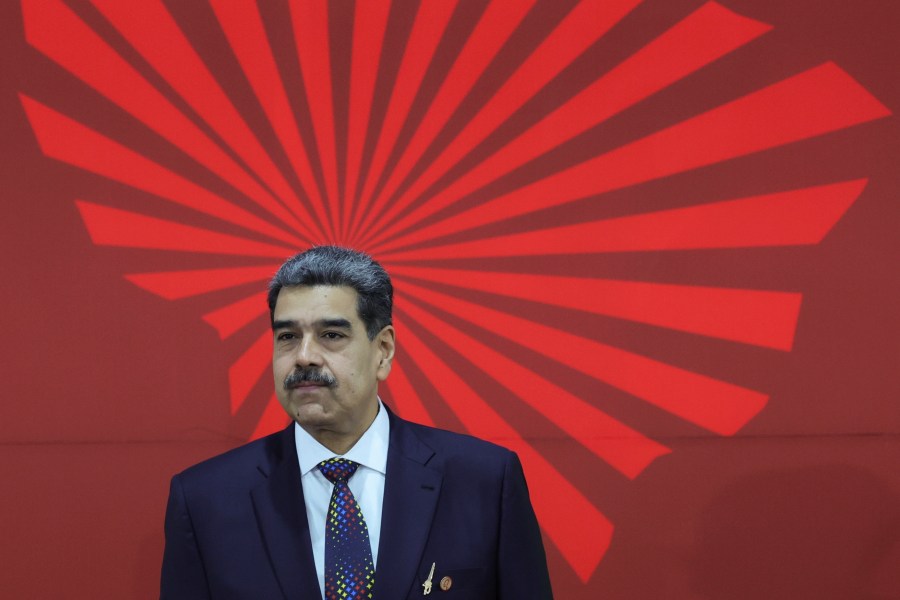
[{"xmin": 439, "ymin": 576, "xmax": 452, "ymax": 591}]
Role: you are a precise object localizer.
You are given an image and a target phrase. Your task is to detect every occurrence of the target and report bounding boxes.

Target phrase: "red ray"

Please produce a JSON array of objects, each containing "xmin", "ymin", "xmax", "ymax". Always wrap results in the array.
[
  {"xmin": 395, "ymin": 280, "xmax": 768, "ymax": 436},
  {"xmin": 366, "ymin": 1, "xmax": 771, "ymax": 249},
  {"xmin": 343, "ymin": 0, "xmax": 391, "ymax": 239},
  {"xmin": 228, "ymin": 329, "xmax": 271, "ymax": 414},
  {"xmin": 125, "ymin": 265, "xmax": 277, "ymax": 300},
  {"xmin": 22, "ymin": 0, "xmax": 317, "ymax": 240},
  {"xmin": 382, "ymin": 357, "xmax": 434, "ymax": 427},
  {"xmin": 76, "ymin": 201, "xmax": 296, "ymax": 258},
  {"xmin": 395, "ymin": 315, "xmax": 613, "ymax": 582},
  {"xmin": 378, "ymin": 179, "xmax": 868, "ymax": 260},
  {"xmin": 358, "ymin": 0, "xmax": 642, "ymax": 246},
  {"xmin": 20, "ymin": 96, "xmax": 306, "ymax": 247},
  {"xmin": 397, "ymin": 296, "xmax": 670, "ymax": 478},
  {"xmin": 250, "ymin": 394, "xmax": 291, "ymax": 441},
  {"xmin": 210, "ymin": 0, "xmax": 330, "ymax": 243},
  {"xmin": 351, "ymin": 0, "xmax": 458, "ymax": 236},
  {"xmin": 90, "ymin": 0, "xmax": 307, "ymax": 221},
  {"xmin": 391, "ymin": 265, "xmax": 801, "ymax": 350},
  {"xmin": 290, "ymin": 0, "xmax": 339, "ymax": 238},
  {"xmin": 352, "ymin": 0, "xmax": 535, "ymax": 240},
  {"xmin": 371, "ymin": 63, "xmax": 889, "ymax": 251},
  {"xmin": 202, "ymin": 292, "xmax": 268, "ymax": 340}
]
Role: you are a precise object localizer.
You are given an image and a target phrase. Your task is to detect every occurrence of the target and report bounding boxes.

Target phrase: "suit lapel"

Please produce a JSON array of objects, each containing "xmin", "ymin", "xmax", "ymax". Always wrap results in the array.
[
  {"xmin": 375, "ymin": 411, "xmax": 443, "ymax": 599},
  {"xmin": 250, "ymin": 425, "xmax": 321, "ymax": 600}
]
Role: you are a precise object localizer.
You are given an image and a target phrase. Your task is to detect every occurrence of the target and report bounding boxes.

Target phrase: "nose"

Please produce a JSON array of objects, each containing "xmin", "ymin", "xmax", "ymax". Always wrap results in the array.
[{"xmin": 294, "ymin": 335, "xmax": 322, "ymax": 367}]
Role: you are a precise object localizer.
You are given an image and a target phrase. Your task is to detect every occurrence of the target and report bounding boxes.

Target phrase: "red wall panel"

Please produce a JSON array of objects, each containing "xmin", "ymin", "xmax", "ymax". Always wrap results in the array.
[{"xmin": 2, "ymin": 1, "xmax": 898, "ymax": 597}]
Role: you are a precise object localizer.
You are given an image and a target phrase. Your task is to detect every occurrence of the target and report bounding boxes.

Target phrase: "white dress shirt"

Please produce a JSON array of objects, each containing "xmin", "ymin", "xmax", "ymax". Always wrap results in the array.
[{"xmin": 294, "ymin": 400, "xmax": 389, "ymax": 599}]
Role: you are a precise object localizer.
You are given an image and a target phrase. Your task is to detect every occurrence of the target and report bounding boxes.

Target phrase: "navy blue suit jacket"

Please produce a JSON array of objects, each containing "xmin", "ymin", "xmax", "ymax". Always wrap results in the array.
[{"xmin": 160, "ymin": 407, "xmax": 553, "ymax": 599}]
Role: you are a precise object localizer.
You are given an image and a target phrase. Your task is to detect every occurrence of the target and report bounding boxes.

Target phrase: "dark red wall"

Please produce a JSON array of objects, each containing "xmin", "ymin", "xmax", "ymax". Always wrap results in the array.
[{"xmin": 2, "ymin": 1, "xmax": 899, "ymax": 598}]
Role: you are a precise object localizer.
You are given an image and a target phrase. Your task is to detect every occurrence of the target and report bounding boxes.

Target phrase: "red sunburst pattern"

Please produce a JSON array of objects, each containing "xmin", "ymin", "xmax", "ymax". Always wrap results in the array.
[{"xmin": 19, "ymin": 0, "xmax": 889, "ymax": 582}]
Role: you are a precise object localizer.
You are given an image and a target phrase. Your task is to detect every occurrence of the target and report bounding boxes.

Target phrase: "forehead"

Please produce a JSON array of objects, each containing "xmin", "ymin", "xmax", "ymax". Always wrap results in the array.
[{"xmin": 273, "ymin": 285, "xmax": 361, "ymax": 322}]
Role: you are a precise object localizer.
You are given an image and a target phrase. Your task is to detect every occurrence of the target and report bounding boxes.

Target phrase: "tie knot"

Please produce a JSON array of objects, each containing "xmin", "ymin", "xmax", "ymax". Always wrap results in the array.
[{"xmin": 318, "ymin": 458, "xmax": 360, "ymax": 484}]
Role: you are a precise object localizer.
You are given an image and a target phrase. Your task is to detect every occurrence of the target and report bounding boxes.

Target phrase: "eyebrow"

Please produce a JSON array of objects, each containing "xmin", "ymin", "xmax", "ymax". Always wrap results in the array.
[{"xmin": 272, "ymin": 318, "xmax": 353, "ymax": 331}]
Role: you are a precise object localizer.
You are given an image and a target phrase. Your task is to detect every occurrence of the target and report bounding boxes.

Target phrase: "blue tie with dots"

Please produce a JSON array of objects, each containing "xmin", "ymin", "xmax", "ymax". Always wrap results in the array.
[{"xmin": 318, "ymin": 458, "xmax": 375, "ymax": 599}]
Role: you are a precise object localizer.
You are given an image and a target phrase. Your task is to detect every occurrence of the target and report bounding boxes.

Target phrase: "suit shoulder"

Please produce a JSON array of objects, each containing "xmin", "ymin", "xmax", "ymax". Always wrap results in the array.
[
  {"xmin": 401, "ymin": 419, "xmax": 515, "ymax": 466},
  {"xmin": 174, "ymin": 427, "xmax": 288, "ymax": 487},
  {"xmin": 394, "ymin": 418, "xmax": 528, "ymax": 496}
]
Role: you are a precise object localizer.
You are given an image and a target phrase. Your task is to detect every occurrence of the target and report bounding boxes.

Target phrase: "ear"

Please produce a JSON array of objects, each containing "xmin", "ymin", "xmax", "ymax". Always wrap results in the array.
[{"xmin": 375, "ymin": 325, "xmax": 396, "ymax": 381}]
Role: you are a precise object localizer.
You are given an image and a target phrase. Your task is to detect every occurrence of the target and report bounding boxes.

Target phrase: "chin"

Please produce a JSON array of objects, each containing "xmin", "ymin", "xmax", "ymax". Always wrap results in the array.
[{"xmin": 293, "ymin": 402, "xmax": 333, "ymax": 425}]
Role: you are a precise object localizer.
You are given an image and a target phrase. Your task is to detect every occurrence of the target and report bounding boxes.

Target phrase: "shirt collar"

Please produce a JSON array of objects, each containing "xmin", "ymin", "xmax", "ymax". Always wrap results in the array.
[{"xmin": 294, "ymin": 399, "xmax": 390, "ymax": 476}]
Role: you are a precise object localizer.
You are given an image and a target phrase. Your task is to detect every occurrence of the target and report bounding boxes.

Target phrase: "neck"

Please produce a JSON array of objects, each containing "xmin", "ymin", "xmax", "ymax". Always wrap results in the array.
[{"xmin": 308, "ymin": 401, "xmax": 379, "ymax": 455}]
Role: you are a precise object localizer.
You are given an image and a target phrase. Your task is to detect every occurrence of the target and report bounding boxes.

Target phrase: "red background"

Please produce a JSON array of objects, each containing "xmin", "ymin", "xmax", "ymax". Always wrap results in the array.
[{"xmin": 2, "ymin": 1, "xmax": 899, "ymax": 598}]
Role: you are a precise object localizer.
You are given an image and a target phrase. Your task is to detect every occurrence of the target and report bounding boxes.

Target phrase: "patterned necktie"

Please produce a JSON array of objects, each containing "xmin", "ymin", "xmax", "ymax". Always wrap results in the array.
[{"xmin": 318, "ymin": 458, "xmax": 375, "ymax": 600}]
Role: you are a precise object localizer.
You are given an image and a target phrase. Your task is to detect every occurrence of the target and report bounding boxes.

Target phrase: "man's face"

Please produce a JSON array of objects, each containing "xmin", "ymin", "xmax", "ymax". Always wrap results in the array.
[{"xmin": 272, "ymin": 285, "xmax": 394, "ymax": 450}]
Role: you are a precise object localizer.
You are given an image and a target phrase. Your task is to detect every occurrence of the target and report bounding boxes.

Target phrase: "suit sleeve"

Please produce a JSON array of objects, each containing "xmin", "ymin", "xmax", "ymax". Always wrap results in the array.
[
  {"xmin": 497, "ymin": 452, "xmax": 554, "ymax": 598},
  {"xmin": 160, "ymin": 474, "xmax": 212, "ymax": 600}
]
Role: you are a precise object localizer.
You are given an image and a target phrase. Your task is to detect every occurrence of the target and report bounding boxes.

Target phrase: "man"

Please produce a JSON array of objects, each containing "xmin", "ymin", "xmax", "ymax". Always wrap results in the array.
[{"xmin": 161, "ymin": 246, "xmax": 553, "ymax": 599}]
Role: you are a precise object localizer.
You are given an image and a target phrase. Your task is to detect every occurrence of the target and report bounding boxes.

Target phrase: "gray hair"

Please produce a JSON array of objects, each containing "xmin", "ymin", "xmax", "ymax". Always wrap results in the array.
[{"xmin": 267, "ymin": 246, "xmax": 393, "ymax": 339}]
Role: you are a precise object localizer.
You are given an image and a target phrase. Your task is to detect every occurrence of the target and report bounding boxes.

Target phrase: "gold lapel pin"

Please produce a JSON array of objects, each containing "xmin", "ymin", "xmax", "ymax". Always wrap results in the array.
[{"xmin": 439, "ymin": 576, "xmax": 452, "ymax": 591}]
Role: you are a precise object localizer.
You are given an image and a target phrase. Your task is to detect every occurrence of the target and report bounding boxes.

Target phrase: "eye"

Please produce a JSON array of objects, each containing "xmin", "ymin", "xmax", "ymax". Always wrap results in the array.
[
  {"xmin": 322, "ymin": 331, "xmax": 345, "ymax": 340},
  {"xmin": 276, "ymin": 332, "xmax": 296, "ymax": 341}
]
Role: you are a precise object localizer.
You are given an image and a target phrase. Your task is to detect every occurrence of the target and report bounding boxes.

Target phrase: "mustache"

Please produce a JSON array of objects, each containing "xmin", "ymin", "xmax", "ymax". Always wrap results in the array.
[{"xmin": 283, "ymin": 368, "xmax": 336, "ymax": 389}]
